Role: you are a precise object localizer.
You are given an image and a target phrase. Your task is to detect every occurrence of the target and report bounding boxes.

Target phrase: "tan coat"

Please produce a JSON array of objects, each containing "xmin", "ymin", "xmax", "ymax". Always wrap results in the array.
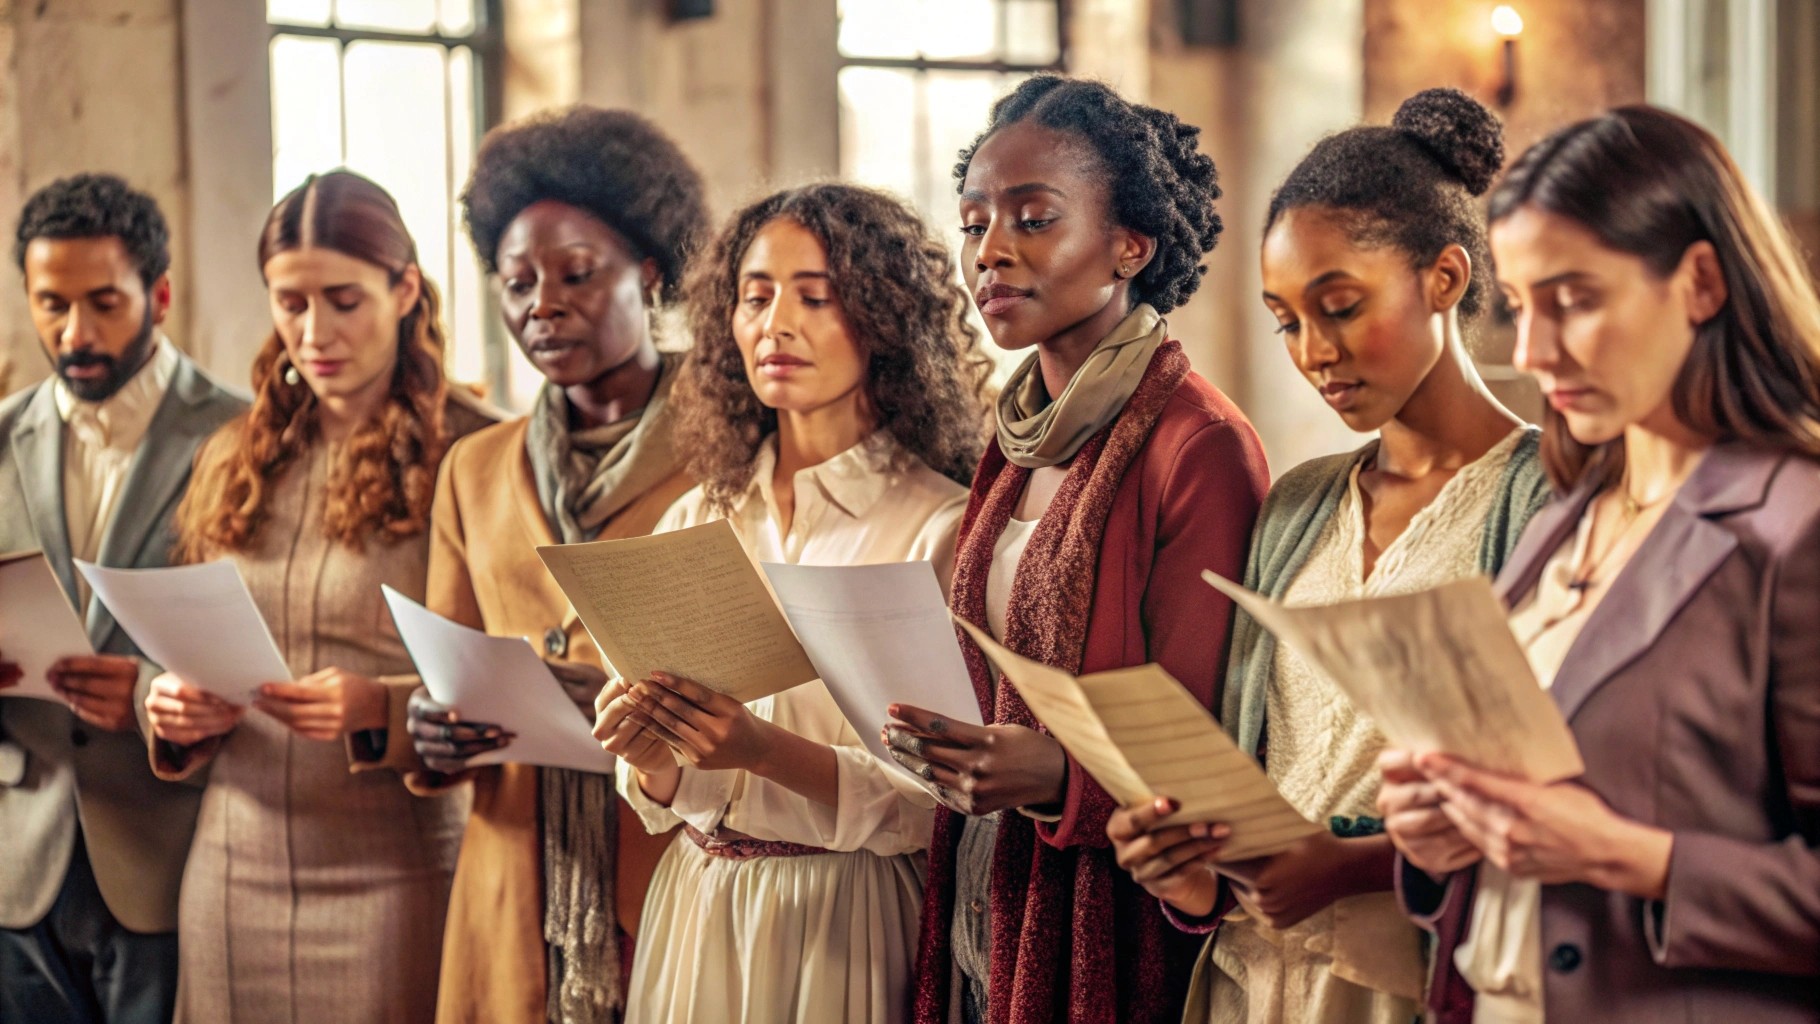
[
  {"xmin": 419, "ymin": 416, "xmax": 692, "ymax": 1024},
  {"xmin": 157, "ymin": 395, "xmax": 496, "ymax": 1024}
]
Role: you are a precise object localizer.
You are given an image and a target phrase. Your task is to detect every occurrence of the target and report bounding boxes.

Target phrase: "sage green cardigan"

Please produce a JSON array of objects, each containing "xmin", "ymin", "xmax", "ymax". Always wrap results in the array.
[{"xmin": 1219, "ymin": 427, "xmax": 1551, "ymax": 758}]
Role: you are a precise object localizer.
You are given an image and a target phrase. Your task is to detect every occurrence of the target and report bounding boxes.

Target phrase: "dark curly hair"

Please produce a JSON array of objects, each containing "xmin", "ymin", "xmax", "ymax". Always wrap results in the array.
[
  {"xmin": 953, "ymin": 74, "xmax": 1222, "ymax": 314},
  {"xmin": 674, "ymin": 183, "xmax": 995, "ymax": 513},
  {"xmin": 14, "ymin": 173, "xmax": 171, "ymax": 288},
  {"xmin": 1266, "ymin": 88, "xmax": 1505, "ymax": 319},
  {"xmin": 460, "ymin": 105, "xmax": 709, "ymax": 299}
]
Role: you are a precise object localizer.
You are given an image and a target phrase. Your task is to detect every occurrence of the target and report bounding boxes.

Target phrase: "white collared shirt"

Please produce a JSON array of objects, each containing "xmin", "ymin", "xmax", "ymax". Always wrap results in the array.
[
  {"xmin": 54, "ymin": 336, "xmax": 179, "ymax": 602},
  {"xmin": 618, "ymin": 430, "xmax": 969, "ymax": 855}
]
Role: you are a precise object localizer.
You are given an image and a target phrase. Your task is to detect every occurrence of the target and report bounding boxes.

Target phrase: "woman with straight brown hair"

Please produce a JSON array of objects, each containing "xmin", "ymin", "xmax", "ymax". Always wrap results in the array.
[
  {"xmin": 1378, "ymin": 105, "xmax": 1820, "ymax": 1023},
  {"xmin": 144, "ymin": 170, "xmax": 496, "ymax": 1023}
]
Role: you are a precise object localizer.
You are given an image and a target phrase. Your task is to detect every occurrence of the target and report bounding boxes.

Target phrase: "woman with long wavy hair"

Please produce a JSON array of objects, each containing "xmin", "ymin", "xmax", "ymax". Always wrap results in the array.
[
  {"xmin": 144, "ymin": 170, "xmax": 496, "ymax": 1023},
  {"xmin": 596, "ymin": 181, "xmax": 992, "ymax": 1023}
]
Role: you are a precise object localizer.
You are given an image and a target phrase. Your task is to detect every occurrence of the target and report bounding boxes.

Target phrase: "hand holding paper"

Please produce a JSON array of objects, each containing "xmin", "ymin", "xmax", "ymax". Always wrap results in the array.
[
  {"xmin": 956, "ymin": 619, "xmax": 1319, "ymax": 861},
  {"xmin": 382, "ymin": 587, "xmax": 613, "ymax": 775},
  {"xmin": 537, "ymin": 520, "xmax": 817, "ymax": 704},
  {"xmin": 1202, "ymin": 570, "xmax": 1583, "ymax": 783},
  {"xmin": 0, "ymin": 551, "xmax": 94, "ymax": 702}
]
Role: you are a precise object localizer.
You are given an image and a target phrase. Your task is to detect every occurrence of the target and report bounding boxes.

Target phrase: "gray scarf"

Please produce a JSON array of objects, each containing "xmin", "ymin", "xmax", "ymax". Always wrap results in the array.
[
  {"xmin": 995, "ymin": 304, "xmax": 1168, "ymax": 468},
  {"xmin": 527, "ymin": 352, "xmax": 683, "ymax": 1024}
]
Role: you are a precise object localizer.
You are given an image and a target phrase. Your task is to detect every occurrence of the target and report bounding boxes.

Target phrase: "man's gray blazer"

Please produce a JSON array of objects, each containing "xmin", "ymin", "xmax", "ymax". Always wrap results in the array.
[{"xmin": 0, "ymin": 352, "xmax": 245, "ymax": 932}]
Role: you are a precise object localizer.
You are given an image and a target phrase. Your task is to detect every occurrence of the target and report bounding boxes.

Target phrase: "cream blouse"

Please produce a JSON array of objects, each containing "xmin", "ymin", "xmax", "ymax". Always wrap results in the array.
[
  {"xmin": 616, "ymin": 431, "xmax": 967, "ymax": 856},
  {"xmin": 1460, "ymin": 487, "xmax": 1672, "ymax": 1023}
]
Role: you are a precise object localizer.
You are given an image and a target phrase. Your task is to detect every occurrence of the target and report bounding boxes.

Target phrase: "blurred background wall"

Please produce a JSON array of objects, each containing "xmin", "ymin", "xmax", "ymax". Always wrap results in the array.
[{"xmin": 0, "ymin": 0, "xmax": 1812, "ymax": 477}]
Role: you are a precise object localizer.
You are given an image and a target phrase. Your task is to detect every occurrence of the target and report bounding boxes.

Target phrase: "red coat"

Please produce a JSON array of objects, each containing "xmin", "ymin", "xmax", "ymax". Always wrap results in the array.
[{"xmin": 915, "ymin": 361, "xmax": 1269, "ymax": 1024}]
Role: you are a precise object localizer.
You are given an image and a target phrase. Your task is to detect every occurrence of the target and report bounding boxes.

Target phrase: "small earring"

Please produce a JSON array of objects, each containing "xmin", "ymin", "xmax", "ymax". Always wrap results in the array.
[
  {"xmin": 1114, "ymin": 266, "xmax": 1131, "ymax": 281},
  {"xmin": 282, "ymin": 364, "xmax": 302, "ymax": 386}
]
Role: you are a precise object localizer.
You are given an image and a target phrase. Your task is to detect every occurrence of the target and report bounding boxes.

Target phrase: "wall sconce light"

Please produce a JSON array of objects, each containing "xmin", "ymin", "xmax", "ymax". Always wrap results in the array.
[{"xmin": 1493, "ymin": 5, "xmax": 1524, "ymax": 107}]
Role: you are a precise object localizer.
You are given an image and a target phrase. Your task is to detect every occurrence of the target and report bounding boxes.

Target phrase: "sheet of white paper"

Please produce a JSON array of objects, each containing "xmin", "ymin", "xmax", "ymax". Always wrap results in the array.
[
  {"xmin": 761, "ymin": 561, "xmax": 983, "ymax": 779},
  {"xmin": 77, "ymin": 560, "xmax": 289, "ymax": 702},
  {"xmin": 382, "ymin": 587, "xmax": 613, "ymax": 775},
  {"xmin": 956, "ymin": 619, "xmax": 1320, "ymax": 861},
  {"xmin": 1202, "ymin": 570, "xmax": 1584, "ymax": 783},
  {"xmin": 0, "ymin": 551, "xmax": 95, "ymax": 701}
]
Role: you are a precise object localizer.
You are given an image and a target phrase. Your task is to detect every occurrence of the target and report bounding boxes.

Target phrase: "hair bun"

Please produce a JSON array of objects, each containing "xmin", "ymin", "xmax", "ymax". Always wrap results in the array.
[{"xmin": 1392, "ymin": 88, "xmax": 1505, "ymax": 196}]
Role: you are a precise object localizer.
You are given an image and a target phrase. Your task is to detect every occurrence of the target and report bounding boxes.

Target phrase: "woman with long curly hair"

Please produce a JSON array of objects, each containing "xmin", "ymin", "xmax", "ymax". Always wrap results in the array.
[
  {"xmin": 596, "ymin": 182, "xmax": 992, "ymax": 1023},
  {"xmin": 881, "ymin": 75, "xmax": 1270, "ymax": 1024},
  {"xmin": 143, "ymin": 170, "xmax": 497, "ymax": 1023}
]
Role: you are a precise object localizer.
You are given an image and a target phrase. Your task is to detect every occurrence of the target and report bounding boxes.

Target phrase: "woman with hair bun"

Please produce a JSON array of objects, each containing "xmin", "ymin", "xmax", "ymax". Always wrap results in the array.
[
  {"xmin": 884, "ymin": 74, "xmax": 1269, "ymax": 1024},
  {"xmin": 146, "ymin": 169, "xmax": 499, "ymax": 1023},
  {"xmin": 1105, "ymin": 88, "xmax": 1545, "ymax": 1024}
]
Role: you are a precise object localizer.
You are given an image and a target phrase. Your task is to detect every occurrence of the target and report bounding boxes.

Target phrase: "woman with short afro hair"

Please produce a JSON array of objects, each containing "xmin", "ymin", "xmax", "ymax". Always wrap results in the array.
[
  {"xmin": 396, "ymin": 105, "xmax": 708, "ymax": 1024},
  {"xmin": 881, "ymin": 75, "xmax": 1269, "ymax": 1024}
]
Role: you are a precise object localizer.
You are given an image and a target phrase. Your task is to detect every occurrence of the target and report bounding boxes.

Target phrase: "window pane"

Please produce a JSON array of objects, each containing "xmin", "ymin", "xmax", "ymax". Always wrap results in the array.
[
  {"xmin": 336, "ymin": 0, "xmax": 438, "ymax": 34},
  {"xmin": 446, "ymin": 46, "xmax": 488, "ymax": 389},
  {"xmin": 270, "ymin": 34, "xmax": 344, "ymax": 200},
  {"xmin": 838, "ymin": 0, "xmax": 919, "ymax": 59},
  {"xmin": 267, "ymin": 0, "xmax": 330, "ymax": 28},
  {"xmin": 916, "ymin": 0, "xmax": 999, "ymax": 60},
  {"xmin": 839, "ymin": 67, "xmax": 920, "ymax": 202},
  {"xmin": 1003, "ymin": 0, "xmax": 1060, "ymax": 65},
  {"xmin": 343, "ymin": 40, "xmax": 452, "ymax": 374},
  {"xmin": 439, "ymin": 0, "xmax": 478, "ymax": 35}
]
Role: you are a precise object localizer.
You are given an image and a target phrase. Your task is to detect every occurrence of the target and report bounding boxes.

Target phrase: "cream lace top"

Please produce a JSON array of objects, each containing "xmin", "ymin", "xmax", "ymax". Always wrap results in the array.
[{"xmin": 1206, "ymin": 429, "xmax": 1527, "ymax": 1020}]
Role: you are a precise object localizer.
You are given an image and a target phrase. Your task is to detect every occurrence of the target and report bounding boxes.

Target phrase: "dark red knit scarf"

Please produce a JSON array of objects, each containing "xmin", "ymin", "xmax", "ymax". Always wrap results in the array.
[{"xmin": 915, "ymin": 341, "xmax": 1190, "ymax": 1024}]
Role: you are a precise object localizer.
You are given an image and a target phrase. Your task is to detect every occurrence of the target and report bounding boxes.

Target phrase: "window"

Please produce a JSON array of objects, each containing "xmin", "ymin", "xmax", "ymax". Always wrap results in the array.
[
  {"xmin": 266, "ymin": 0, "xmax": 503, "ymax": 399},
  {"xmin": 837, "ymin": 0, "xmax": 1067, "ymax": 371}
]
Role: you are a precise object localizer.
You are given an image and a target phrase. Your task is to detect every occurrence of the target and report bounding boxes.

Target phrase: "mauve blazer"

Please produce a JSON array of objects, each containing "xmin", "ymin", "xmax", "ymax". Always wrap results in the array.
[{"xmin": 1399, "ymin": 441, "xmax": 1820, "ymax": 1023}]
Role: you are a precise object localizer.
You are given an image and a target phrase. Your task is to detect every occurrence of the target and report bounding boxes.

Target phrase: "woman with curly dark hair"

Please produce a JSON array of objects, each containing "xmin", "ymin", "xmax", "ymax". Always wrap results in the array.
[
  {"xmin": 597, "ymin": 182, "xmax": 990, "ymax": 1023},
  {"xmin": 148, "ymin": 169, "xmax": 498, "ymax": 1023},
  {"xmin": 1106, "ymin": 89, "xmax": 1544, "ymax": 1024},
  {"xmin": 876, "ymin": 74, "xmax": 1270, "ymax": 1024},
  {"xmin": 398, "ymin": 105, "xmax": 708, "ymax": 1024}
]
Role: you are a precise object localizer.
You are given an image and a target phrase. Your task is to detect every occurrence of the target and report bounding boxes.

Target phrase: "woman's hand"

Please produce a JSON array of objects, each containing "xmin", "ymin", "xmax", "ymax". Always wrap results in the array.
[
  {"xmin": 254, "ymin": 668, "xmax": 388, "ymax": 741},
  {"xmin": 546, "ymin": 658, "xmax": 608, "ymax": 716},
  {"xmin": 406, "ymin": 686, "xmax": 512, "ymax": 774},
  {"xmin": 1377, "ymin": 748, "xmax": 1483, "ymax": 876},
  {"xmin": 145, "ymin": 672, "xmax": 246, "ymax": 746},
  {"xmin": 880, "ymin": 703, "xmax": 1067, "ymax": 816},
  {"xmin": 1419, "ymin": 752, "xmax": 1674, "ymax": 899},
  {"xmin": 627, "ymin": 671, "xmax": 779, "ymax": 773},
  {"xmin": 593, "ymin": 678, "xmax": 678, "ymax": 775},
  {"xmin": 1213, "ymin": 831, "xmax": 1394, "ymax": 931},
  {"xmin": 1107, "ymin": 796, "xmax": 1231, "ymax": 916}
]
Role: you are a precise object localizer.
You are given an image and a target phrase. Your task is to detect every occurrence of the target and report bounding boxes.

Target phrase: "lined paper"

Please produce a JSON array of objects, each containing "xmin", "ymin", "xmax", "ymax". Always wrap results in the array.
[
  {"xmin": 538, "ymin": 519, "xmax": 817, "ymax": 704},
  {"xmin": 1203, "ymin": 570, "xmax": 1583, "ymax": 783},
  {"xmin": 957, "ymin": 619, "xmax": 1320, "ymax": 861}
]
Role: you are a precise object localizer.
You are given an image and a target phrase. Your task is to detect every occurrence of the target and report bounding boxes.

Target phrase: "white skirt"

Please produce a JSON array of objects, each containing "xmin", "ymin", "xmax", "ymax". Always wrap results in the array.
[{"xmin": 626, "ymin": 835, "xmax": 925, "ymax": 1024}]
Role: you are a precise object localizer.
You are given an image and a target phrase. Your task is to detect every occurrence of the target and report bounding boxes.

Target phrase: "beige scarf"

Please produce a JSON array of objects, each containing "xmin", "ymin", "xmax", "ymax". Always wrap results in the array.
[
  {"xmin": 995, "ymin": 303, "xmax": 1168, "ymax": 468},
  {"xmin": 527, "ymin": 352, "xmax": 685, "ymax": 1024}
]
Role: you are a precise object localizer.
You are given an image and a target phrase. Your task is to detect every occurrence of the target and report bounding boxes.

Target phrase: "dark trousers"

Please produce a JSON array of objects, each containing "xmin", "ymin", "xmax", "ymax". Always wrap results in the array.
[{"xmin": 0, "ymin": 838, "xmax": 178, "ymax": 1024}]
